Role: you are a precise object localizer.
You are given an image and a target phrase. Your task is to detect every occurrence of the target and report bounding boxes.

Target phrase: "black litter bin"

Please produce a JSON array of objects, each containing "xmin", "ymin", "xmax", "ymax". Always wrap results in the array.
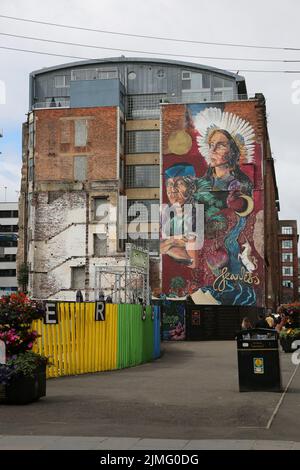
[{"xmin": 236, "ymin": 328, "xmax": 282, "ymax": 392}]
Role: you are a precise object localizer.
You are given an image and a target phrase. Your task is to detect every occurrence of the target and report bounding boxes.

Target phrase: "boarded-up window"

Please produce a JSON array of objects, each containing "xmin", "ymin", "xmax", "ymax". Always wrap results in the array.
[
  {"xmin": 93, "ymin": 234, "xmax": 107, "ymax": 256},
  {"xmin": 71, "ymin": 266, "xmax": 85, "ymax": 289},
  {"xmin": 74, "ymin": 156, "xmax": 87, "ymax": 181},
  {"xmin": 94, "ymin": 198, "xmax": 109, "ymax": 221},
  {"xmin": 60, "ymin": 120, "xmax": 71, "ymax": 143},
  {"xmin": 74, "ymin": 119, "xmax": 88, "ymax": 147}
]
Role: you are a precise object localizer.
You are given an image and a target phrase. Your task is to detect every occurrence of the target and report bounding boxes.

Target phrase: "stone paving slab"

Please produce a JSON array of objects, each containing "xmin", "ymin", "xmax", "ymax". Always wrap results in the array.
[
  {"xmin": 0, "ymin": 436, "xmax": 299, "ymax": 450},
  {"xmin": 94, "ymin": 437, "xmax": 141, "ymax": 450},
  {"xmin": 130, "ymin": 438, "xmax": 189, "ymax": 450}
]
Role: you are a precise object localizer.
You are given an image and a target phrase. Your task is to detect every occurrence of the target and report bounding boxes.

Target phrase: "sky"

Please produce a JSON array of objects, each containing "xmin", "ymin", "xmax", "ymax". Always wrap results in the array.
[{"xmin": 0, "ymin": 0, "xmax": 299, "ymax": 232}]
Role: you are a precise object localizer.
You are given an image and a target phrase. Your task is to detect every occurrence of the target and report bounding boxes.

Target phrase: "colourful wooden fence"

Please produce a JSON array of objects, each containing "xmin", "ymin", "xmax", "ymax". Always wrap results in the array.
[{"xmin": 32, "ymin": 303, "xmax": 160, "ymax": 378}]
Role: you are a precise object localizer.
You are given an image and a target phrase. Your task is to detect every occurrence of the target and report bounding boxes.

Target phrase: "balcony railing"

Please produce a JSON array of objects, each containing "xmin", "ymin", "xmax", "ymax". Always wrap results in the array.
[
  {"xmin": 126, "ymin": 92, "xmax": 249, "ymax": 119},
  {"xmin": 32, "ymin": 92, "xmax": 249, "ymax": 113},
  {"xmin": 32, "ymin": 99, "xmax": 70, "ymax": 109}
]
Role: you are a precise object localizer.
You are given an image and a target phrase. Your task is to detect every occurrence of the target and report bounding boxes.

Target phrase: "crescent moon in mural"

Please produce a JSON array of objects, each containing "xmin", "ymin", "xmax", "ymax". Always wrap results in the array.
[{"xmin": 235, "ymin": 195, "xmax": 254, "ymax": 217}]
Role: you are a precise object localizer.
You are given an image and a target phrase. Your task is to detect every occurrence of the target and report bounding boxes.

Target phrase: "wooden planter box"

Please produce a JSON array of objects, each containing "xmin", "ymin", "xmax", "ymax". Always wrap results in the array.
[{"xmin": 0, "ymin": 363, "xmax": 46, "ymax": 405}]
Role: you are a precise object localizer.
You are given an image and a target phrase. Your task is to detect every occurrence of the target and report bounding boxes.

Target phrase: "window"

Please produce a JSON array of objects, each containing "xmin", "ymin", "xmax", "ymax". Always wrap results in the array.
[
  {"xmin": 126, "ymin": 131, "xmax": 159, "ymax": 153},
  {"xmin": 282, "ymin": 226, "xmax": 293, "ymax": 235},
  {"xmin": 98, "ymin": 70, "xmax": 118, "ymax": 79},
  {"xmin": 54, "ymin": 75, "xmax": 70, "ymax": 88},
  {"xmin": 94, "ymin": 198, "xmax": 109, "ymax": 221},
  {"xmin": 0, "ymin": 225, "xmax": 18, "ymax": 233},
  {"xmin": 125, "ymin": 166, "xmax": 159, "ymax": 188},
  {"xmin": 182, "ymin": 71, "xmax": 211, "ymax": 91},
  {"xmin": 128, "ymin": 71, "xmax": 137, "ymax": 80},
  {"xmin": 283, "ymin": 280, "xmax": 293, "ymax": 288},
  {"xmin": 282, "ymin": 266, "xmax": 293, "ymax": 276},
  {"xmin": 127, "ymin": 233, "xmax": 159, "ymax": 255},
  {"xmin": 0, "ymin": 210, "xmax": 18, "ymax": 218},
  {"xmin": 157, "ymin": 69, "xmax": 165, "ymax": 78},
  {"xmin": 126, "ymin": 94, "xmax": 165, "ymax": 119},
  {"xmin": 213, "ymin": 76, "xmax": 234, "ymax": 89},
  {"xmin": 0, "ymin": 269, "xmax": 16, "ymax": 277},
  {"xmin": 0, "ymin": 254, "xmax": 16, "ymax": 262},
  {"xmin": 93, "ymin": 234, "xmax": 107, "ymax": 256},
  {"xmin": 282, "ymin": 240, "xmax": 293, "ymax": 249},
  {"xmin": 74, "ymin": 120, "xmax": 88, "ymax": 147},
  {"xmin": 128, "ymin": 200, "xmax": 159, "ymax": 222},
  {"xmin": 74, "ymin": 156, "xmax": 87, "ymax": 181},
  {"xmin": 71, "ymin": 266, "xmax": 85, "ymax": 289},
  {"xmin": 282, "ymin": 253, "xmax": 293, "ymax": 262}
]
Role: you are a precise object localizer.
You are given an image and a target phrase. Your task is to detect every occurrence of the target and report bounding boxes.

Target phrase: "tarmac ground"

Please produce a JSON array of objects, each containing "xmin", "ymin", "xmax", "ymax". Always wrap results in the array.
[{"xmin": 1, "ymin": 341, "xmax": 300, "ymax": 449}]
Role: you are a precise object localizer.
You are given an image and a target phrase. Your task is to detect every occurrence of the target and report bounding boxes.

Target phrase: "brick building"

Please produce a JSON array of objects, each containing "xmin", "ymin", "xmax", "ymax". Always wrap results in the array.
[
  {"xmin": 18, "ymin": 57, "xmax": 280, "ymax": 308},
  {"xmin": 278, "ymin": 220, "xmax": 299, "ymax": 303}
]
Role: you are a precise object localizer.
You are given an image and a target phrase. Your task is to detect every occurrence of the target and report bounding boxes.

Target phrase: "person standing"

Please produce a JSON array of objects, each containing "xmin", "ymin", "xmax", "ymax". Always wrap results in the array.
[{"xmin": 76, "ymin": 289, "xmax": 83, "ymax": 302}]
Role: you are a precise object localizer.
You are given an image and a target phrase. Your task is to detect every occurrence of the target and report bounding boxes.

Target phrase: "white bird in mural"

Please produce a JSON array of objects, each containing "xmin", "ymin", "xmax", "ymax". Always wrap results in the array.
[{"xmin": 238, "ymin": 241, "xmax": 258, "ymax": 273}]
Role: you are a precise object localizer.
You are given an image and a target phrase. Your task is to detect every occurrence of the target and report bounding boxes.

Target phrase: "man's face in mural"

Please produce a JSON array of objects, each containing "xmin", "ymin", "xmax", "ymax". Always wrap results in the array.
[
  {"xmin": 208, "ymin": 131, "xmax": 230, "ymax": 168},
  {"xmin": 166, "ymin": 177, "xmax": 188, "ymax": 206}
]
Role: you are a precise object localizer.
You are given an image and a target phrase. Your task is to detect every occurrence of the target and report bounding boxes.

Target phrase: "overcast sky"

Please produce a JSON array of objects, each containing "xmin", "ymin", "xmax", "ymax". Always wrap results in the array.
[{"xmin": 0, "ymin": 0, "xmax": 299, "ymax": 234}]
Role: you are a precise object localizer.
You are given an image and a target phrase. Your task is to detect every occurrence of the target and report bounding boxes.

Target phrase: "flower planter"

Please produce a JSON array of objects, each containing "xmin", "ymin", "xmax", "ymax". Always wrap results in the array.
[{"xmin": 0, "ymin": 363, "xmax": 46, "ymax": 405}]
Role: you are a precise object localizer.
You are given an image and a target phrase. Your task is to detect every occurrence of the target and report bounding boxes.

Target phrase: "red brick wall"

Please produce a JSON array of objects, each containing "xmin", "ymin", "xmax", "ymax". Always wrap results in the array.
[{"xmin": 34, "ymin": 107, "xmax": 118, "ymax": 182}]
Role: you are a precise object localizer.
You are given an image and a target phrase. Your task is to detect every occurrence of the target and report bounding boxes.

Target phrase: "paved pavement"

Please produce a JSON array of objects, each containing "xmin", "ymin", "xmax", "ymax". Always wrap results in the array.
[
  {"xmin": 1, "ymin": 341, "xmax": 300, "ymax": 449},
  {"xmin": 0, "ymin": 435, "xmax": 300, "ymax": 450}
]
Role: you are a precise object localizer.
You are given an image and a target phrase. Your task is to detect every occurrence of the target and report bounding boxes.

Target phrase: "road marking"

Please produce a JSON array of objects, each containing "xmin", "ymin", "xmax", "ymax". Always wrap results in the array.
[{"xmin": 266, "ymin": 362, "xmax": 300, "ymax": 430}]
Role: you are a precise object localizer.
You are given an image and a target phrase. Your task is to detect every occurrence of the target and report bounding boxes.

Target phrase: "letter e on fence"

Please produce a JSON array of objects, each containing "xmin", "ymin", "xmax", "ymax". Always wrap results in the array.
[
  {"xmin": 44, "ymin": 302, "xmax": 58, "ymax": 324},
  {"xmin": 95, "ymin": 301, "xmax": 106, "ymax": 321}
]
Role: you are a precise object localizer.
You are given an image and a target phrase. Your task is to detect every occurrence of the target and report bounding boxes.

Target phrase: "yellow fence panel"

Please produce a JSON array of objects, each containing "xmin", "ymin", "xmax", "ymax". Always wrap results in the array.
[{"xmin": 33, "ymin": 302, "xmax": 118, "ymax": 378}]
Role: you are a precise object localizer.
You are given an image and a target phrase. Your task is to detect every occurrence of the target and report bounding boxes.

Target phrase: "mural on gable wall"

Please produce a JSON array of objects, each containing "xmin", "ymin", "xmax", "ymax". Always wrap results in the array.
[{"xmin": 161, "ymin": 103, "xmax": 264, "ymax": 306}]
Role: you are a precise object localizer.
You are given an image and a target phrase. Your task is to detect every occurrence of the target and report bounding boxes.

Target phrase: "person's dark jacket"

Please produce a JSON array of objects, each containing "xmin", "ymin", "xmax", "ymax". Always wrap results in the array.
[
  {"xmin": 255, "ymin": 319, "xmax": 269, "ymax": 329},
  {"xmin": 76, "ymin": 290, "xmax": 83, "ymax": 302}
]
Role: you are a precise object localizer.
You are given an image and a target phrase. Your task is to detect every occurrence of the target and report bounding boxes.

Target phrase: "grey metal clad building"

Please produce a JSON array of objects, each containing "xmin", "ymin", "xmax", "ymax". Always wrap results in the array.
[{"xmin": 29, "ymin": 57, "xmax": 247, "ymax": 111}]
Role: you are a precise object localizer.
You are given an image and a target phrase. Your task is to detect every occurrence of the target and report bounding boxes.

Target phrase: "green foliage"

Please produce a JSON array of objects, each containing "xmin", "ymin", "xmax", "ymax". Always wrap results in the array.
[
  {"xmin": 6, "ymin": 351, "xmax": 48, "ymax": 378},
  {"xmin": 279, "ymin": 328, "xmax": 300, "ymax": 339}
]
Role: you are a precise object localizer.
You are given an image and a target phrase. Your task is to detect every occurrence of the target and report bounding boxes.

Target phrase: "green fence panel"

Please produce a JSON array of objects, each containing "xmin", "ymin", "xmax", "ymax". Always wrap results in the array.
[{"xmin": 117, "ymin": 304, "xmax": 145, "ymax": 369}]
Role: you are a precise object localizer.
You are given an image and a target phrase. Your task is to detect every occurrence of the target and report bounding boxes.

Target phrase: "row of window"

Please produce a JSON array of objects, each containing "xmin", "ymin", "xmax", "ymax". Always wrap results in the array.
[
  {"xmin": 53, "ymin": 69, "xmax": 234, "ymax": 89},
  {"xmin": 93, "ymin": 233, "xmax": 160, "ymax": 258},
  {"xmin": 0, "ymin": 225, "xmax": 18, "ymax": 233}
]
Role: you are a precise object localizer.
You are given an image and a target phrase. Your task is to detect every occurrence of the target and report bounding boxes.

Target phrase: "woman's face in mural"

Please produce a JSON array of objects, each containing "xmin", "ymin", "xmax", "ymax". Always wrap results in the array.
[
  {"xmin": 208, "ymin": 131, "xmax": 230, "ymax": 168},
  {"xmin": 166, "ymin": 177, "xmax": 188, "ymax": 206}
]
